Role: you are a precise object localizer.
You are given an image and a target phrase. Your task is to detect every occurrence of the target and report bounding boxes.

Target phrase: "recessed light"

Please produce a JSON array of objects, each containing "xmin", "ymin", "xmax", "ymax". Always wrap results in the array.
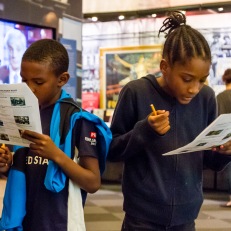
[
  {"xmin": 118, "ymin": 15, "xmax": 125, "ymax": 20},
  {"xmin": 92, "ymin": 16, "xmax": 98, "ymax": 22}
]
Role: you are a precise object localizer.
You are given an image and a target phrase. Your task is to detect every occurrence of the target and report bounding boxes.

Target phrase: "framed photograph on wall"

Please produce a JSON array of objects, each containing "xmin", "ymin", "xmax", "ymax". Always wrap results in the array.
[{"xmin": 99, "ymin": 45, "xmax": 163, "ymax": 109}]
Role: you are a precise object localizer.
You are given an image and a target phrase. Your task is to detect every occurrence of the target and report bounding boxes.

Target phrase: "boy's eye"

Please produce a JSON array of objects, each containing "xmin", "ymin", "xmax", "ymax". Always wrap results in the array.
[{"xmin": 35, "ymin": 81, "xmax": 44, "ymax": 85}]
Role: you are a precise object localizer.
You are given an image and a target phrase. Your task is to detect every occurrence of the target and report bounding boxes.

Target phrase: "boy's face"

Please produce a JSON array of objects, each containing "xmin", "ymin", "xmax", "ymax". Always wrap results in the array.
[
  {"xmin": 20, "ymin": 61, "xmax": 66, "ymax": 109},
  {"xmin": 160, "ymin": 58, "xmax": 210, "ymax": 104}
]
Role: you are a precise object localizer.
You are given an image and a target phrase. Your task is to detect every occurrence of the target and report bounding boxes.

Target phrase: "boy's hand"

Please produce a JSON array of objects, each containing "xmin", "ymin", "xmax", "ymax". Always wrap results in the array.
[
  {"xmin": 0, "ymin": 144, "xmax": 13, "ymax": 173},
  {"xmin": 148, "ymin": 110, "xmax": 170, "ymax": 135},
  {"xmin": 21, "ymin": 130, "xmax": 60, "ymax": 161}
]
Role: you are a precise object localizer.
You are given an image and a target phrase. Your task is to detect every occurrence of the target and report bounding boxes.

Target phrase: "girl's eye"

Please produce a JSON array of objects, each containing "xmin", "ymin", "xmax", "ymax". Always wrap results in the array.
[
  {"xmin": 183, "ymin": 78, "xmax": 192, "ymax": 82},
  {"xmin": 200, "ymin": 79, "xmax": 206, "ymax": 83}
]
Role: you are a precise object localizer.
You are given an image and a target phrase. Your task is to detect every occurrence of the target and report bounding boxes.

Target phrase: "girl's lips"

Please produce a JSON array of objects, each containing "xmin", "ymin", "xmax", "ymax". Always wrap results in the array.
[
  {"xmin": 184, "ymin": 97, "xmax": 193, "ymax": 100},
  {"xmin": 180, "ymin": 96, "xmax": 194, "ymax": 103}
]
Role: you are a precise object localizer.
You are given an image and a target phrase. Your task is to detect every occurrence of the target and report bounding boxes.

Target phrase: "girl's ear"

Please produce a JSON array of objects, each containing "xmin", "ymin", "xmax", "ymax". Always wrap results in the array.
[
  {"xmin": 160, "ymin": 59, "xmax": 169, "ymax": 76},
  {"xmin": 58, "ymin": 72, "xmax": 70, "ymax": 86}
]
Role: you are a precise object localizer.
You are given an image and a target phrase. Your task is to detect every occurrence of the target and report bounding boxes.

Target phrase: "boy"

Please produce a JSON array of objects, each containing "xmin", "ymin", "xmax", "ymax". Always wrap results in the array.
[{"xmin": 0, "ymin": 39, "xmax": 111, "ymax": 231}]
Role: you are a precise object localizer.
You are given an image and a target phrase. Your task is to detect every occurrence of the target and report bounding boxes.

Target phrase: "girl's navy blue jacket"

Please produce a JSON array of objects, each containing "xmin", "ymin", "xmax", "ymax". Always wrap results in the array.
[{"xmin": 108, "ymin": 74, "xmax": 231, "ymax": 226}]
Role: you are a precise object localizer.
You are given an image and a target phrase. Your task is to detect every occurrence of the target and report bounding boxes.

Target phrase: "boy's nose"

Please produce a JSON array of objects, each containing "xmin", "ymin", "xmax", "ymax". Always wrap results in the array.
[{"xmin": 26, "ymin": 83, "xmax": 35, "ymax": 93}]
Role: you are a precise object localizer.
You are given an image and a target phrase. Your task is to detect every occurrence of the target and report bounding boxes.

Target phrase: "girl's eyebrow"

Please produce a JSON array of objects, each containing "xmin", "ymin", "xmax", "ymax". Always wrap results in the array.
[
  {"xmin": 181, "ymin": 72, "xmax": 210, "ymax": 79},
  {"xmin": 180, "ymin": 72, "xmax": 195, "ymax": 77}
]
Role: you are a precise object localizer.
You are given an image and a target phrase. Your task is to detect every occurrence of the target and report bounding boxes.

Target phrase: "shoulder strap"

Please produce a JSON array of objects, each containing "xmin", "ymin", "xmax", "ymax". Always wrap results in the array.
[{"xmin": 59, "ymin": 98, "xmax": 82, "ymax": 144}]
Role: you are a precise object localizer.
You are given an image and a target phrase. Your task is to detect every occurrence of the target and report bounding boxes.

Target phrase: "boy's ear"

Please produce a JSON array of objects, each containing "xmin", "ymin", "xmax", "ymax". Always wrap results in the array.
[
  {"xmin": 58, "ymin": 72, "xmax": 70, "ymax": 86},
  {"xmin": 160, "ymin": 59, "xmax": 169, "ymax": 76}
]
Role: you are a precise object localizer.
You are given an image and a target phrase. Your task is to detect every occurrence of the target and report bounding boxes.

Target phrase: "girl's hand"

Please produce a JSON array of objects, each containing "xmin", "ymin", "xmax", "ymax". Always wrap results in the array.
[
  {"xmin": 148, "ymin": 110, "xmax": 170, "ymax": 135},
  {"xmin": 0, "ymin": 144, "xmax": 13, "ymax": 173},
  {"xmin": 212, "ymin": 140, "xmax": 231, "ymax": 155}
]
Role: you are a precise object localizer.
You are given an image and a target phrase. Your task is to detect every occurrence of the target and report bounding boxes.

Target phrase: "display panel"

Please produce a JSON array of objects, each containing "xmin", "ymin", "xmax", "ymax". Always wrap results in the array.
[
  {"xmin": 0, "ymin": 18, "xmax": 56, "ymax": 84},
  {"xmin": 99, "ymin": 45, "xmax": 162, "ymax": 109}
]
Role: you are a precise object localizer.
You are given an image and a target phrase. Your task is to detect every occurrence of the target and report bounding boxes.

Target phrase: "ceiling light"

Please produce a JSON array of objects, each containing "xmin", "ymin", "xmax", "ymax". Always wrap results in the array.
[
  {"xmin": 92, "ymin": 16, "xmax": 98, "ymax": 22},
  {"xmin": 218, "ymin": 7, "xmax": 224, "ymax": 12},
  {"xmin": 151, "ymin": 13, "xmax": 157, "ymax": 17},
  {"xmin": 118, "ymin": 15, "xmax": 125, "ymax": 20}
]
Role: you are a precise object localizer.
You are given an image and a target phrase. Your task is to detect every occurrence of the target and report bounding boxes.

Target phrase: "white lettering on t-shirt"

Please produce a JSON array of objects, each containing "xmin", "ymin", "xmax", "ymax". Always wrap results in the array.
[
  {"xmin": 85, "ymin": 137, "xmax": 97, "ymax": 146},
  {"xmin": 26, "ymin": 156, "xmax": 49, "ymax": 165}
]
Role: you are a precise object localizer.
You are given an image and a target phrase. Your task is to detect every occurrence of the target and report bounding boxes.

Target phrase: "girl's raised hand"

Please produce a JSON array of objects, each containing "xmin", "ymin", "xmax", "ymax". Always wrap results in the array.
[{"xmin": 148, "ymin": 110, "xmax": 170, "ymax": 135}]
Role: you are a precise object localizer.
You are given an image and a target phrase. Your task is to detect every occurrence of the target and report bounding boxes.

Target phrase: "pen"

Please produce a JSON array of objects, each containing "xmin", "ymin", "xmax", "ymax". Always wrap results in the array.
[
  {"xmin": 150, "ymin": 104, "xmax": 157, "ymax": 116},
  {"xmin": 1, "ymin": 143, "xmax": 9, "ymax": 166}
]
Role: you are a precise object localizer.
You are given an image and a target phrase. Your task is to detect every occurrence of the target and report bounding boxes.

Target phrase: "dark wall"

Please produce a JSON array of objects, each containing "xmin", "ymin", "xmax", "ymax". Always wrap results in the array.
[
  {"xmin": 0, "ymin": 0, "xmax": 83, "ymax": 103},
  {"xmin": 0, "ymin": 0, "xmax": 82, "ymax": 39}
]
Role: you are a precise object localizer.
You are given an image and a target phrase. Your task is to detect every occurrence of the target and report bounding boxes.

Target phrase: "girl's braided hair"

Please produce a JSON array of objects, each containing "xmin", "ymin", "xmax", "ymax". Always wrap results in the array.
[{"xmin": 158, "ymin": 11, "xmax": 211, "ymax": 66}]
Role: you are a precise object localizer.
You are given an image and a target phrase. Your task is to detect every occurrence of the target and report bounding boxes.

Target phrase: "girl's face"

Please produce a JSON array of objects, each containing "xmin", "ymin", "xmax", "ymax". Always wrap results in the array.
[
  {"xmin": 20, "ymin": 61, "xmax": 68, "ymax": 109},
  {"xmin": 159, "ymin": 58, "xmax": 211, "ymax": 104}
]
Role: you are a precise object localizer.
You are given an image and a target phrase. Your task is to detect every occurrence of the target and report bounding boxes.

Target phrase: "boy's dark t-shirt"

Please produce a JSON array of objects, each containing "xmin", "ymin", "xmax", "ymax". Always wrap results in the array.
[{"xmin": 13, "ymin": 104, "xmax": 99, "ymax": 231}]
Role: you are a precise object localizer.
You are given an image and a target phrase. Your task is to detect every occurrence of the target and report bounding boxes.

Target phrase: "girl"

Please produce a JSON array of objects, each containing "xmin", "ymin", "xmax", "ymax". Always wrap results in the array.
[{"xmin": 108, "ymin": 11, "xmax": 231, "ymax": 231}]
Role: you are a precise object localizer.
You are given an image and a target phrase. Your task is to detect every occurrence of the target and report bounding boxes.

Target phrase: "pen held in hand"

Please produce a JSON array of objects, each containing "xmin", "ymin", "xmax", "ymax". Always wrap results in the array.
[{"xmin": 150, "ymin": 104, "xmax": 157, "ymax": 116}]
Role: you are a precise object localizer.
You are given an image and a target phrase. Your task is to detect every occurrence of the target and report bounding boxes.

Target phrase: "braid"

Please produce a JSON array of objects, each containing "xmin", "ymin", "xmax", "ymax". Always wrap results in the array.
[
  {"xmin": 159, "ymin": 11, "xmax": 211, "ymax": 66},
  {"xmin": 158, "ymin": 10, "xmax": 186, "ymax": 37}
]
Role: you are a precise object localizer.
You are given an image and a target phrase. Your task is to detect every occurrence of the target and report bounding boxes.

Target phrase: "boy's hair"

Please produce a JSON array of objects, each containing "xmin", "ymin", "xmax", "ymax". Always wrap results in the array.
[
  {"xmin": 22, "ymin": 39, "xmax": 69, "ymax": 76},
  {"xmin": 159, "ymin": 11, "xmax": 211, "ymax": 66},
  {"xmin": 222, "ymin": 68, "xmax": 231, "ymax": 84}
]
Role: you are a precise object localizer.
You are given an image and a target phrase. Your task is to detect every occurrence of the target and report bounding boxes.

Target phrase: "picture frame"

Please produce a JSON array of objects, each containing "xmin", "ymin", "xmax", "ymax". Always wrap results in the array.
[{"xmin": 99, "ymin": 45, "xmax": 163, "ymax": 109}]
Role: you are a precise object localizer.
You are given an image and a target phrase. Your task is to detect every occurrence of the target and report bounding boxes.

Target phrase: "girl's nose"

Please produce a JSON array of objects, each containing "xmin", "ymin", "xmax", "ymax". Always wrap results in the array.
[{"xmin": 188, "ymin": 82, "xmax": 201, "ymax": 95}]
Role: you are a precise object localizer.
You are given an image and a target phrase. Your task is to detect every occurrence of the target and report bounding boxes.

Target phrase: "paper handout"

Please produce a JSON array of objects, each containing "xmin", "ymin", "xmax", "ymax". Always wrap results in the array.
[
  {"xmin": 0, "ymin": 83, "xmax": 42, "ymax": 147},
  {"xmin": 163, "ymin": 114, "xmax": 231, "ymax": 156}
]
